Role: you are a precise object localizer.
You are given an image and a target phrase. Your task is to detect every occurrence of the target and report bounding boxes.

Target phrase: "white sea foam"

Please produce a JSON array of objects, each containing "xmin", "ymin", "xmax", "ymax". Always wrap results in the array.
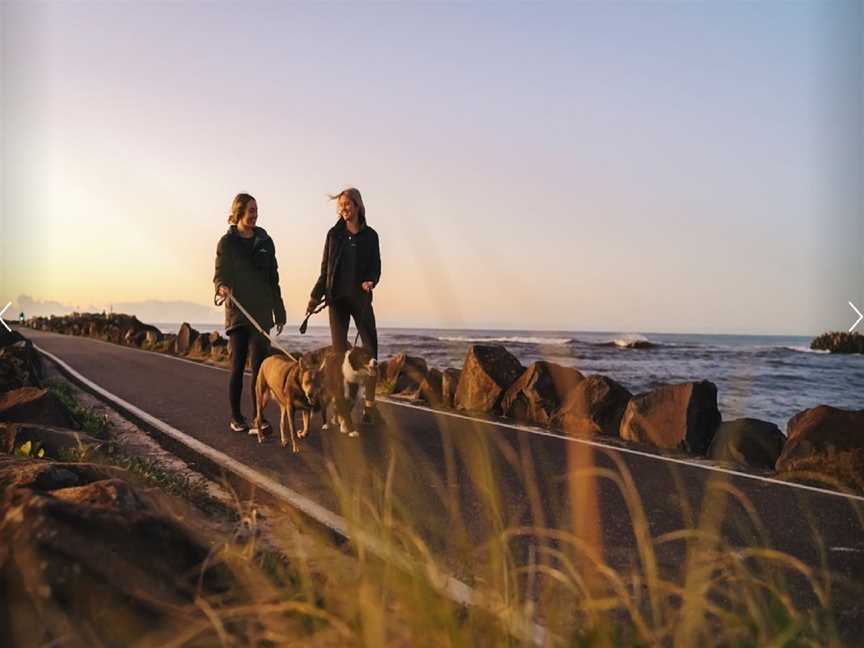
[
  {"xmin": 437, "ymin": 335, "xmax": 573, "ymax": 345},
  {"xmin": 784, "ymin": 346, "xmax": 830, "ymax": 354},
  {"xmin": 612, "ymin": 334, "xmax": 653, "ymax": 348}
]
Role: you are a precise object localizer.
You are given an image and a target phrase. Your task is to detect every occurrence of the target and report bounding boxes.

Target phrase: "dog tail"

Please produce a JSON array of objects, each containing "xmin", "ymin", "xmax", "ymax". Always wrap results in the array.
[{"xmin": 254, "ymin": 365, "xmax": 269, "ymax": 428}]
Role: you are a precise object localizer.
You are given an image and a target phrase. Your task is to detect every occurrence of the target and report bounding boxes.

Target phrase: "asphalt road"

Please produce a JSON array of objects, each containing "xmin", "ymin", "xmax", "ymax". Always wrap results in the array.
[{"xmin": 17, "ymin": 326, "xmax": 864, "ymax": 630}]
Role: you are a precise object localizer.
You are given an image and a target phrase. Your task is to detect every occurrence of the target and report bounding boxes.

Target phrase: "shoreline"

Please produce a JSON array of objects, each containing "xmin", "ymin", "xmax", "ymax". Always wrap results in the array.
[{"xmin": 15, "ymin": 313, "xmax": 864, "ymax": 495}]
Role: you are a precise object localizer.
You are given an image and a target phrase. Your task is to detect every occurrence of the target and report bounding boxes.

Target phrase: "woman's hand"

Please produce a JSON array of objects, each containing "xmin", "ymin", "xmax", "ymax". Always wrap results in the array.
[
  {"xmin": 275, "ymin": 324, "xmax": 284, "ymax": 335},
  {"xmin": 307, "ymin": 297, "xmax": 322, "ymax": 314},
  {"xmin": 217, "ymin": 284, "xmax": 231, "ymax": 299},
  {"xmin": 361, "ymin": 281, "xmax": 375, "ymax": 293}
]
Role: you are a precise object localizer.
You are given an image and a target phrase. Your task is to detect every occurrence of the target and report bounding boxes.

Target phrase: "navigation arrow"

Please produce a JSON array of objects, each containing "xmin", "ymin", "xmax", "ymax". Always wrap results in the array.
[
  {"xmin": 0, "ymin": 302, "xmax": 10, "ymax": 333},
  {"xmin": 850, "ymin": 301, "xmax": 863, "ymax": 333}
]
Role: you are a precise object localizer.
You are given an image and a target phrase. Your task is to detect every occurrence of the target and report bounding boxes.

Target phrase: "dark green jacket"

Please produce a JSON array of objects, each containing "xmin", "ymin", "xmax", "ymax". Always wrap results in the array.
[
  {"xmin": 214, "ymin": 226, "xmax": 287, "ymax": 333},
  {"xmin": 311, "ymin": 221, "xmax": 381, "ymax": 302}
]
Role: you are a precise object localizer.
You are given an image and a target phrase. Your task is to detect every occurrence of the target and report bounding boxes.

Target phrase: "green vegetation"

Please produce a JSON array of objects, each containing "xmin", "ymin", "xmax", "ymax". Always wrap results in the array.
[
  {"xmin": 14, "ymin": 439, "xmax": 45, "ymax": 458},
  {"xmin": 47, "ymin": 379, "xmax": 111, "ymax": 439}
]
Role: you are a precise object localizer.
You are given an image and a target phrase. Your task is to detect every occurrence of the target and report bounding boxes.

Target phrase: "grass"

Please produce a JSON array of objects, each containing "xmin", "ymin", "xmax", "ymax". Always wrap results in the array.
[
  {"xmin": 47, "ymin": 378, "xmax": 112, "ymax": 439},
  {"xmin": 18, "ymin": 379, "xmax": 861, "ymax": 646}
]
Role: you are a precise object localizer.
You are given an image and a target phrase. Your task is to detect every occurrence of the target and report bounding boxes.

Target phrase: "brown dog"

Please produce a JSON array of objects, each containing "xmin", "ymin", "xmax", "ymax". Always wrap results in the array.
[{"xmin": 253, "ymin": 353, "xmax": 323, "ymax": 452}]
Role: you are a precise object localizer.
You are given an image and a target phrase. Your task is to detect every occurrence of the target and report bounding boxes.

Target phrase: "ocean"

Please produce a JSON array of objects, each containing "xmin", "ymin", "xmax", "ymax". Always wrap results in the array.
[{"xmin": 154, "ymin": 324, "xmax": 864, "ymax": 429}]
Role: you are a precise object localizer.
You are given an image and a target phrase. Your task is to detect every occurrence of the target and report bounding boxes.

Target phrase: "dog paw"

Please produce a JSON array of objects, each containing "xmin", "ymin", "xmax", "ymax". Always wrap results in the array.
[
  {"xmin": 280, "ymin": 439, "xmax": 288, "ymax": 448},
  {"xmin": 322, "ymin": 423, "xmax": 330, "ymax": 431},
  {"xmin": 348, "ymin": 430, "xmax": 359, "ymax": 438}
]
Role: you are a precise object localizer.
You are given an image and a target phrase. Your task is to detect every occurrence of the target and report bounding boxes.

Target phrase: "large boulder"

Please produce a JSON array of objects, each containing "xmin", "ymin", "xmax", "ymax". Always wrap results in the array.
[
  {"xmin": 441, "ymin": 368, "xmax": 461, "ymax": 409},
  {"xmin": 454, "ymin": 345, "xmax": 524, "ymax": 414},
  {"xmin": 0, "ymin": 457, "xmax": 234, "ymax": 647},
  {"xmin": 0, "ymin": 328, "xmax": 27, "ymax": 348},
  {"xmin": 174, "ymin": 323, "xmax": 199, "ymax": 355},
  {"xmin": 0, "ymin": 341, "xmax": 43, "ymax": 392},
  {"xmin": 379, "ymin": 353, "xmax": 428, "ymax": 395},
  {"xmin": 189, "ymin": 334, "xmax": 212, "ymax": 357},
  {"xmin": 551, "ymin": 374, "xmax": 632, "ymax": 437},
  {"xmin": 0, "ymin": 388, "xmax": 80, "ymax": 430},
  {"xmin": 405, "ymin": 368, "xmax": 443, "ymax": 407},
  {"xmin": 776, "ymin": 405, "xmax": 864, "ymax": 490},
  {"xmin": 619, "ymin": 381, "xmax": 720, "ymax": 455},
  {"xmin": 707, "ymin": 418, "xmax": 785, "ymax": 470},
  {"xmin": 500, "ymin": 361, "xmax": 584, "ymax": 425}
]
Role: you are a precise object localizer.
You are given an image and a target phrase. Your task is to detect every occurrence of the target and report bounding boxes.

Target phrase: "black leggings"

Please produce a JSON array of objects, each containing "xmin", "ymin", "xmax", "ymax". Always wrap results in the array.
[
  {"xmin": 228, "ymin": 326, "xmax": 271, "ymax": 419},
  {"xmin": 329, "ymin": 293, "xmax": 378, "ymax": 357}
]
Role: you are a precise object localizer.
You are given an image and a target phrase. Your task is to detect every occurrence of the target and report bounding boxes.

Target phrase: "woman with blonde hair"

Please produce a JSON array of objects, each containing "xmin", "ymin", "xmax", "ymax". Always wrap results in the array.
[
  {"xmin": 308, "ymin": 187, "xmax": 382, "ymax": 424},
  {"xmin": 214, "ymin": 193, "xmax": 286, "ymax": 433}
]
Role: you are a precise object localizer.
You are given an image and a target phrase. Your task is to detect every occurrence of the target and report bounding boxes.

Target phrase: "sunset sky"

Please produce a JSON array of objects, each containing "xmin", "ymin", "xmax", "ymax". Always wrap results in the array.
[{"xmin": 2, "ymin": 1, "xmax": 861, "ymax": 334}]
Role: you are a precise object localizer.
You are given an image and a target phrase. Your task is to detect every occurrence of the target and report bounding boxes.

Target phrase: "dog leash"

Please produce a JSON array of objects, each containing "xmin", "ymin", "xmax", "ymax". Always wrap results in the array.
[
  {"xmin": 214, "ymin": 291, "xmax": 299, "ymax": 363},
  {"xmin": 299, "ymin": 299, "xmax": 328, "ymax": 335}
]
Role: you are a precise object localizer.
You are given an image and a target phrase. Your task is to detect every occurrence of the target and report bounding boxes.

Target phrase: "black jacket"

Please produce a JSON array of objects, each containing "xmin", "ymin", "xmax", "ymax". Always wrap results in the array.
[
  {"xmin": 214, "ymin": 226, "xmax": 287, "ymax": 333},
  {"xmin": 311, "ymin": 221, "xmax": 381, "ymax": 301}
]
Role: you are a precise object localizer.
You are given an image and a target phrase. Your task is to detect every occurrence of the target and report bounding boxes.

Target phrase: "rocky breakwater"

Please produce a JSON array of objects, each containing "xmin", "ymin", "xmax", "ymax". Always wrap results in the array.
[
  {"xmin": 24, "ymin": 313, "xmax": 235, "ymax": 366},
  {"xmin": 376, "ymin": 341, "xmax": 864, "ymax": 493},
  {"xmin": 810, "ymin": 331, "xmax": 864, "ymax": 354}
]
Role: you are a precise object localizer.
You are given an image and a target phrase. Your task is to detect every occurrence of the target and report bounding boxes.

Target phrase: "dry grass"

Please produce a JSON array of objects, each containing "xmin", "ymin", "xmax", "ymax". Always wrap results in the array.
[{"xmin": 8, "ymin": 382, "xmax": 862, "ymax": 647}]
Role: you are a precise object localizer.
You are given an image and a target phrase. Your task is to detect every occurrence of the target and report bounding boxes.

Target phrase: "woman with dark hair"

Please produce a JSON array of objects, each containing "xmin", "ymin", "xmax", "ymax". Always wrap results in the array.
[
  {"xmin": 307, "ymin": 187, "xmax": 382, "ymax": 424},
  {"xmin": 214, "ymin": 193, "xmax": 287, "ymax": 433}
]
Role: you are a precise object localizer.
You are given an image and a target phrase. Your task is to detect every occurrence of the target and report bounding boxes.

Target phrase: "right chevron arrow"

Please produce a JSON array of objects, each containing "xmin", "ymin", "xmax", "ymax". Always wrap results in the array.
[{"xmin": 849, "ymin": 301, "xmax": 863, "ymax": 332}]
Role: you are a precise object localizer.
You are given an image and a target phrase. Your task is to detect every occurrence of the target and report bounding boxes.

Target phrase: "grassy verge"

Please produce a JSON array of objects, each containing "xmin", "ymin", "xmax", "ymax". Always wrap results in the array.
[{"xmin": 28, "ymin": 377, "xmax": 862, "ymax": 646}]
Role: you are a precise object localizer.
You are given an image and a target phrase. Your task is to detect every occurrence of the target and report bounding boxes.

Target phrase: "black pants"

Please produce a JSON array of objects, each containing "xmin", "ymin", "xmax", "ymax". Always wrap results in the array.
[
  {"xmin": 228, "ymin": 326, "xmax": 270, "ymax": 420},
  {"xmin": 329, "ymin": 293, "xmax": 378, "ymax": 358}
]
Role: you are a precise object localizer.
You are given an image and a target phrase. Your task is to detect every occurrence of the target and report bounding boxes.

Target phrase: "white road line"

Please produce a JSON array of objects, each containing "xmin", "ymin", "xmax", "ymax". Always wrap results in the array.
[
  {"xmin": 29, "ymin": 330, "xmax": 864, "ymax": 503},
  {"xmin": 379, "ymin": 401, "xmax": 864, "ymax": 504},
  {"xmin": 34, "ymin": 344, "xmax": 547, "ymax": 647}
]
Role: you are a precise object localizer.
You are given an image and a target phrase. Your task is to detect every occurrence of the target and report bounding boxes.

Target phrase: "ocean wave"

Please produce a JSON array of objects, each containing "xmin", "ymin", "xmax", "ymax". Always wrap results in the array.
[
  {"xmin": 596, "ymin": 334, "xmax": 658, "ymax": 349},
  {"xmin": 437, "ymin": 335, "xmax": 574, "ymax": 345},
  {"xmin": 783, "ymin": 346, "xmax": 830, "ymax": 355}
]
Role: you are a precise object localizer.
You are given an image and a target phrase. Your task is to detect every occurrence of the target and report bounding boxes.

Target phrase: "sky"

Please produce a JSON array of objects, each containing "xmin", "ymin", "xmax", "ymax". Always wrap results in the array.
[{"xmin": 1, "ymin": 1, "xmax": 861, "ymax": 335}]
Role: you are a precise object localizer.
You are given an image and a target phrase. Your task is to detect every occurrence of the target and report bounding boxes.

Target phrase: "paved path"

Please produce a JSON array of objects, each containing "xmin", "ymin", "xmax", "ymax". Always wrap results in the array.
[{"xmin": 18, "ymin": 327, "xmax": 864, "ymax": 628}]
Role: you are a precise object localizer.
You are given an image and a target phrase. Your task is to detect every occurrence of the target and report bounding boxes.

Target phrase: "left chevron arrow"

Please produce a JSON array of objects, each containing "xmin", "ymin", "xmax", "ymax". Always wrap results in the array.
[
  {"xmin": 849, "ymin": 301, "xmax": 863, "ymax": 333},
  {"xmin": 0, "ymin": 302, "xmax": 11, "ymax": 332}
]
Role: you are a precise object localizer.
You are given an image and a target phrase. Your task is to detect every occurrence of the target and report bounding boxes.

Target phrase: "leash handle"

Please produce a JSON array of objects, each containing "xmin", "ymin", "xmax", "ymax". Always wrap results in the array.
[{"xmin": 215, "ymin": 290, "xmax": 298, "ymax": 362}]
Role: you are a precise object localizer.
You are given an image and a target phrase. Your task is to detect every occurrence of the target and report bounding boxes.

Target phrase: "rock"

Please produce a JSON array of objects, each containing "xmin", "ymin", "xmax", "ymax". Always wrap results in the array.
[
  {"xmin": 126, "ymin": 330, "xmax": 149, "ymax": 347},
  {"xmin": 0, "ymin": 457, "xmax": 234, "ymax": 647},
  {"xmin": 442, "ymin": 369, "xmax": 461, "ymax": 409},
  {"xmin": 0, "ymin": 328, "xmax": 27, "ymax": 348},
  {"xmin": 409, "ymin": 368, "xmax": 443, "ymax": 407},
  {"xmin": 454, "ymin": 345, "xmax": 524, "ymax": 413},
  {"xmin": 189, "ymin": 334, "xmax": 211, "ymax": 357},
  {"xmin": 1, "ymin": 424, "xmax": 103, "ymax": 459},
  {"xmin": 210, "ymin": 338, "xmax": 229, "ymax": 362},
  {"xmin": 619, "ymin": 381, "xmax": 720, "ymax": 455},
  {"xmin": 776, "ymin": 405, "xmax": 864, "ymax": 490},
  {"xmin": 810, "ymin": 331, "xmax": 864, "ymax": 354},
  {"xmin": 0, "ymin": 388, "xmax": 80, "ymax": 430},
  {"xmin": 500, "ymin": 361, "xmax": 585, "ymax": 425},
  {"xmin": 380, "ymin": 353, "xmax": 429, "ymax": 395},
  {"xmin": 707, "ymin": 418, "xmax": 784, "ymax": 470},
  {"xmin": 154, "ymin": 334, "xmax": 177, "ymax": 354},
  {"xmin": 175, "ymin": 323, "xmax": 199, "ymax": 355},
  {"xmin": 0, "ymin": 340, "xmax": 43, "ymax": 391},
  {"xmin": 551, "ymin": 375, "xmax": 632, "ymax": 437}
]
